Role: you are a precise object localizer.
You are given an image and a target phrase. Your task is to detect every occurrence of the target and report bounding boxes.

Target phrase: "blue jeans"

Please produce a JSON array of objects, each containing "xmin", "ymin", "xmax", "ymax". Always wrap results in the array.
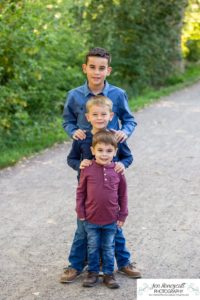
[
  {"xmin": 68, "ymin": 219, "xmax": 131, "ymax": 271},
  {"xmin": 84, "ymin": 221, "xmax": 117, "ymax": 275}
]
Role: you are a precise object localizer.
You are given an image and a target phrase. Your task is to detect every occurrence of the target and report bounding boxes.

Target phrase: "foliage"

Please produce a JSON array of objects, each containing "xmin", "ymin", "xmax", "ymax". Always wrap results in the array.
[
  {"xmin": 0, "ymin": 0, "xmax": 85, "ymax": 148},
  {"xmin": 182, "ymin": 0, "xmax": 200, "ymax": 61},
  {"xmin": 129, "ymin": 62, "xmax": 200, "ymax": 112},
  {"xmin": 71, "ymin": 0, "xmax": 188, "ymax": 94}
]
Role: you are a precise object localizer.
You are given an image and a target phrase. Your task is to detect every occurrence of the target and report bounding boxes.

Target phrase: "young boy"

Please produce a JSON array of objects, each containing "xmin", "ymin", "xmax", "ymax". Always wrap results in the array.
[
  {"xmin": 77, "ymin": 130, "xmax": 128, "ymax": 289},
  {"xmin": 63, "ymin": 47, "xmax": 137, "ymax": 143},
  {"xmin": 60, "ymin": 96, "xmax": 141, "ymax": 283}
]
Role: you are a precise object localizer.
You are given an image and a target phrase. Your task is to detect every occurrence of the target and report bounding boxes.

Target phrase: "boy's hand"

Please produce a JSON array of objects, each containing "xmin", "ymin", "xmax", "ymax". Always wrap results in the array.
[
  {"xmin": 80, "ymin": 159, "xmax": 92, "ymax": 169},
  {"xmin": 114, "ymin": 162, "xmax": 125, "ymax": 174},
  {"xmin": 111, "ymin": 129, "xmax": 128, "ymax": 143},
  {"xmin": 79, "ymin": 218, "xmax": 85, "ymax": 221},
  {"xmin": 117, "ymin": 220, "xmax": 124, "ymax": 227},
  {"xmin": 73, "ymin": 129, "xmax": 86, "ymax": 140}
]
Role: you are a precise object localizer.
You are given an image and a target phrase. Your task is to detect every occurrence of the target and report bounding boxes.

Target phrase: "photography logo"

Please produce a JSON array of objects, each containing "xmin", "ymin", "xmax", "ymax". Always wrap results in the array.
[{"xmin": 137, "ymin": 279, "xmax": 200, "ymax": 300}]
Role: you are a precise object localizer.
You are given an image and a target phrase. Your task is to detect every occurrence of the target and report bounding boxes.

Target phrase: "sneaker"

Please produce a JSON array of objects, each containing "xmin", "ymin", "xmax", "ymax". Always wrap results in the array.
[
  {"xmin": 118, "ymin": 263, "xmax": 141, "ymax": 278},
  {"xmin": 103, "ymin": 274, "xmax": 120, "ymax": 289},
  {"xmin": 60, "ymin": 268, "xmax": 81, "ymax": 283},
  {"xmin": 82, "ymin": 272, "xmax": 99, "ymax": 287}
]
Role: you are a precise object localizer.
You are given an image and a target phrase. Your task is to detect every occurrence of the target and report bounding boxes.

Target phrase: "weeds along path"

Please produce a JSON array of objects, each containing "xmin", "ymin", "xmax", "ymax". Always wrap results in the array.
[{"xmin": 0, "ymin": 81, "xmax": 200, "ymax": 300}]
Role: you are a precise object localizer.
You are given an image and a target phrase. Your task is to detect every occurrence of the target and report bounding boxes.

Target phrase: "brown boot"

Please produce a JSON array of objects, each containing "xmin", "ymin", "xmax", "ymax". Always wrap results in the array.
[
  {"xmin": 82, "ymin": 272, "xmax": 99, "ymax": 287},
  {"xmin": 60, "ymin": 268, "xmax": 81, "ymax": 283},
  {"xmin": 118, "ymin": 263, "xmax": 142, "ymax": 278},
  {"xmin": 103, "ymin": 274, "xmax": 120, "ymax": 289}
]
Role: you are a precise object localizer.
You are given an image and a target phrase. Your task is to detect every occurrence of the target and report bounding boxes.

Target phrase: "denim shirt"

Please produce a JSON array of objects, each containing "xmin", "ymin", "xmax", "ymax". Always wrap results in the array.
[
  {"xmin": 63, "ymin": 81, "xmax": 137, "ymax": 138},
  {"xmin": 67, "ymin": 131, "xmax": 133, "ymax": 173}
]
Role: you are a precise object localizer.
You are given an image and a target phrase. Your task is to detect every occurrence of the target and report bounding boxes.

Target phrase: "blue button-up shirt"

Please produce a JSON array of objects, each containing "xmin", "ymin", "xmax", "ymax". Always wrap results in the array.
[{"xmin": 63, "ymin": 81, "xmax": 137, "ymax": 138}]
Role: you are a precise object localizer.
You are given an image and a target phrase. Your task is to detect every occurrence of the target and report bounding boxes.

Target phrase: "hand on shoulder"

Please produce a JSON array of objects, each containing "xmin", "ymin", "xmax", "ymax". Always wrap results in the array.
[
  {"xmin": 110, "ymin": 129, "xmax": 128, "ymax": 143},
  {"xmin": 80, "ymin": 159, "xmax": 92, "ymax": 169},
  {"xmin": 73, "ymin": 129, "xmax": 86, "ymax": 140},
  {"xmin": 114, "ymin": 162, "xmax": 125, "ymax": 174}
]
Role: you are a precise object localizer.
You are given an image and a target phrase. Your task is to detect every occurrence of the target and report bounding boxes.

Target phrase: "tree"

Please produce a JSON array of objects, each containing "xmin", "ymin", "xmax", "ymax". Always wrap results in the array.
[
  {"xmin": 182, "ymin": 0, "xmax": 200, "ymax": 61},
  {"xmin": 71, "ymin": 0, "xmax": 188, "ymax": 93},
  {"xmin": 0, "ymin": 0, "xmax": 85, "ymax": 148}
]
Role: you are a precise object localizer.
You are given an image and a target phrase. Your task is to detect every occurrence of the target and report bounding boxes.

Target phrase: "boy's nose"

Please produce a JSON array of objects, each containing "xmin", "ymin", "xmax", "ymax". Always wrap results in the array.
[{"xmin": 94, "ymin": 68, "xmax": 100, "ymax": 74}]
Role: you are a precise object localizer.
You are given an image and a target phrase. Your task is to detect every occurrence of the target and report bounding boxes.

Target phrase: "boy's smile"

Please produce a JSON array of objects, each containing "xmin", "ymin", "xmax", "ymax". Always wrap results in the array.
[
  {"xmin": 91, "ymin": 143, "xmax": 117, "ymax": 166},
  {"xmin": 86, "ymin": 105, "xmax": 113, "ymax": 134},
  {"xmin": 82, "ymin": 57, "xmax": 112, "ymax": 92}
]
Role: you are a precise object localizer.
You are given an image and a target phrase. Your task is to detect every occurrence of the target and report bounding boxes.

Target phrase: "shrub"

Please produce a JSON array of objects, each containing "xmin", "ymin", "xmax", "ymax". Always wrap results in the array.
[{"xmin": 0, "ymin": 0, "xmax": 85, "ymax": 148}]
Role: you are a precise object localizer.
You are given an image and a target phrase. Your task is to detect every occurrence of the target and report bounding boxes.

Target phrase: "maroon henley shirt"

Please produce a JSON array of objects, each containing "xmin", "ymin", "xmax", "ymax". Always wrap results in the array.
[{"xmin": 76, "ymin": 160, "xmax": 128, "ymax": 225}]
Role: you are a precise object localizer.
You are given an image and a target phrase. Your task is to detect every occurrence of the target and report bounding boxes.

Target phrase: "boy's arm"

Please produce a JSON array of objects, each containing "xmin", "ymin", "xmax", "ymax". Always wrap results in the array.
[
  {"xmin": 63, "ymin": 93, "xmax": 86, "ymax": 140},
  {"xmin": 62, "ymin": 93, "xmax": 79, "ymax": 138},
  {"xmin": 67, "ymin": 140, "xmax": 82, "ymax": 171},
  {"xmin": 117, "ymin": 173, "xmax": 128, "ymax": 225},
  {"xmin": 118, "ymin": 91, "xmax": 137, "ymax": 138},
  {"xmin": 115, "ymin": 141, "xmax": 133, "ymax": 169},
  {"xmin": 76, "ymin": 169, "xmax": 87, "ymax": 220}
]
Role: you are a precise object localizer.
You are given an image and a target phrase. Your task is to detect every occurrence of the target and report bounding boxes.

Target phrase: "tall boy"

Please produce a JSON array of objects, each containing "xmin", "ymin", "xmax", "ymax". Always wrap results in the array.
[
  {"xmin": 60, "ymin": 96, "xmax": 141, "ymax": 283},
  {"xmin": 77, "ymin": 130, "xmax": 128, "ymax": 289},
  {"xmin": 63, "ymin": 47, "xmax": 137, "ymax": 143}
]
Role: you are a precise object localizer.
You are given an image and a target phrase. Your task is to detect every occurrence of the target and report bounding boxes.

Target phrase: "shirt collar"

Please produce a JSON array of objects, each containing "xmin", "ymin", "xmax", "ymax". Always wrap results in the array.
[{"xmin": 83, "ymin": 81, "xmax": 109, "ymax": 97}]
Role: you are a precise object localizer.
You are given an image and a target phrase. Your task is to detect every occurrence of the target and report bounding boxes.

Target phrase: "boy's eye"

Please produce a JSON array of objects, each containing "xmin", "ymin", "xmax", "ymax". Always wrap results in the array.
[{"xmin": 99, "ymin": 67, "xmax": 106, "ymax": 71}]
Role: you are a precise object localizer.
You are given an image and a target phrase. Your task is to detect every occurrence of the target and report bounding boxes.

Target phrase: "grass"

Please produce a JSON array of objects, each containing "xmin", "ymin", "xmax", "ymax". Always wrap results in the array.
[
  {"xmin": 129, "ymin": 62, "xmax": 200, "ymax": 111},
  {"xmin": 0, "ymin": 134, "xmax": 67, "ymax": 169},
  {"xmin": 1, "ymin": 62, "xmax": 200, "ymax": 169},
  {"xmin": 0, "ymin": 118, "xmax": 67, "ymax": 169}
]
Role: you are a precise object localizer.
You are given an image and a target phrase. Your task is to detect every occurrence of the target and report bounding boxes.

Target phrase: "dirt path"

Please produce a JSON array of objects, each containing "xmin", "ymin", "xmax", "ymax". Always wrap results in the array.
[{"xmin": 0, "ymin": 82, "xmax": 200, "ymax": 300}]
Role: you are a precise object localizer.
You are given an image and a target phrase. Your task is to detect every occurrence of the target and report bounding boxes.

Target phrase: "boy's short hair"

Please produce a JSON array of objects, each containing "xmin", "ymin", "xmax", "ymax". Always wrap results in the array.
[
  {"xmin": 92, "ymin": 130, "xmax": 118, "ymax": 149},
  {"xmin": 86, "ymin": 95, "xmax": 113, "ymax": 113},
  {"xmin": 85, "ymin": 47, "xmax": 111, "ymax": 65}
]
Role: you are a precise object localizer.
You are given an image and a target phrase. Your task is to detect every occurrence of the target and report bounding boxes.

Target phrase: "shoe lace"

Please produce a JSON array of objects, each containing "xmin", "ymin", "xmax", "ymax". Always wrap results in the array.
[
  {"xmin": 105, "ymin": 274, "xmax": 115, "ymax": 280},
  {"xmin": 88, "ymin": 272, "xmax": 98, "ymax": 278},
  {"xmin": 64, "ymin": 267, "xmax": 75, "ymax": 274},
  {"xmin": 127, "ymin": 262, "xmax": 137, "ymax": 270}
]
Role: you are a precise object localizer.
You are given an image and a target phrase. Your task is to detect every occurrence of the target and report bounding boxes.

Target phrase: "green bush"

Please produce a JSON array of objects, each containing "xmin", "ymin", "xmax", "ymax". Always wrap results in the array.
[
  {"xmin": 186, "ymin": 39, "xmax": 200, "ymax": 61},
  {"xmin": 0, "ymin": 0, "xmax": 85, "ymax": 148}
]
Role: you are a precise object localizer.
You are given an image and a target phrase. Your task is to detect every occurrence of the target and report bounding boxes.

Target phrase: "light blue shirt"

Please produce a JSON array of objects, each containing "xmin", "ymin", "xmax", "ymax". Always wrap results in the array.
[{"xmin": 63, "ymin": 81, "xmax": 137, "ymax": 137}]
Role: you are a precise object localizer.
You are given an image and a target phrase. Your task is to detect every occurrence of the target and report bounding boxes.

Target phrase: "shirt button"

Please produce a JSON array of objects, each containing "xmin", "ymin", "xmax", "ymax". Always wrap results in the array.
[{"xmin": 105, "ymin": 178, "xmax": 107, "ymax": 181}]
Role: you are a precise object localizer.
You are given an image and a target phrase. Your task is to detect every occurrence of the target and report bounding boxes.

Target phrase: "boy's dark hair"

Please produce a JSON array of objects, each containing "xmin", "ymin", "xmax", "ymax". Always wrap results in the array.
[
  {"xmin": 85, "ymin": 47, "xmax": 111, "ymax": 65},
  {"xmin": 92, "ymin": 130, "xmax": 117, "ymax": 149}
]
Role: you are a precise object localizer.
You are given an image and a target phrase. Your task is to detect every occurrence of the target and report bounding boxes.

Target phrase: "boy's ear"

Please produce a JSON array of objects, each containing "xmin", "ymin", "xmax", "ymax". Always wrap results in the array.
[
  {"xmin": 90, "ymin": 146, "xmax": 95, "ymax": 155},
  {"xmin": 110, "ymin": 112, "xmax": 114, "ymax": 120},
  {"xmin": 85, "ymin": 113, "xmax": 90, "ymax": 122},
  {"xmin": 82, "ymin": 64, "xmax": 87, "ymax": 74},
  {"xmin": 107, "ymin": 66, "xmax": 112, "ymax": 76}
]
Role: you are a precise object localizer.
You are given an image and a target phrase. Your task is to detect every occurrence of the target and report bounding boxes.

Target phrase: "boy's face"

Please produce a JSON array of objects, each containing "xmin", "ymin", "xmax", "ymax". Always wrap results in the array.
[
  {"xmin": 86, "ymin": 105, "xmax": 114, "ymax": 131},
  {"xmin": 91, "ymin": 143, "xmax": 117, "ymax": 166},
  {"xmin": 82, "ymin": 56, "xmax": 112, "ymax": 88}
]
